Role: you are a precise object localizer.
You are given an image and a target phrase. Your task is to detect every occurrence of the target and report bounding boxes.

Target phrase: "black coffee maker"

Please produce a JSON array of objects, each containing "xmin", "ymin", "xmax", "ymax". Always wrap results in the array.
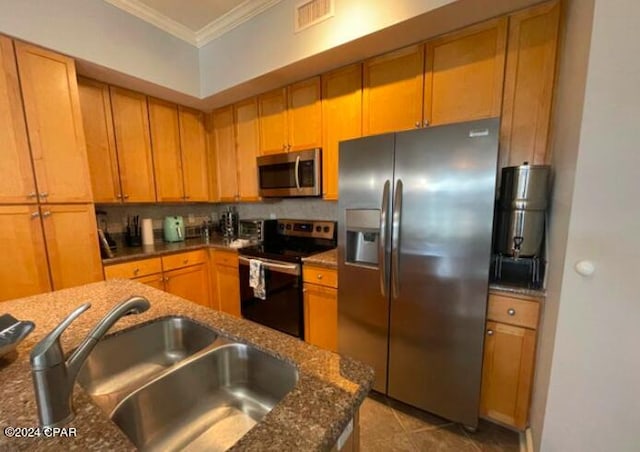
[{"xmin": 490, "ymin": 163, "xmax": 550, "ymax": 289}]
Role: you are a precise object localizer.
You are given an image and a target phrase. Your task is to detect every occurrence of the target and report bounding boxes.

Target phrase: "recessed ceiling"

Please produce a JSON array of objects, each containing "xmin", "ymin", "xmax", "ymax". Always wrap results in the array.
[{"xmin": 104, "ymin": 0, "xmax": 282, "ymax": 47}]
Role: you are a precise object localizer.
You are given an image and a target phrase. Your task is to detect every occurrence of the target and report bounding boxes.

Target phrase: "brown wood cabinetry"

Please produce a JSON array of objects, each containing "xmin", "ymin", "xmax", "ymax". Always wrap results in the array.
[
  {"xmin": 77, "ymin": 78, "xmax": 122, "ymax": 203},
  {"xmin": 480, "ymin": 293, "xmax": 541, "ymax": 430},
  {"xmin": 110, "ymin": 87, "xmax": 156, "ymax": 202},
  {"xmin": 149, "ymin": 98, "xmax": 183, "ymax": 202},
  {"xmin": 0, "ymin": 36, "xmax": 35, "ymax": 205},
  {"xmin": 258, "ymin": 77, "xmax": 322, "ymax": 154},
  {"xmin": 234, "ymin": 98, "xmax": 260, "ymax": 201},
  {"xmin": 178, "ymin": 106, "xmax": 209, "ymax": 201},
  {"xmin": 303, "ymin": 265, "xmax": 338, "ymax": 352},
  {"xmin": 104, "ymin": 250, "xmax": 211, "ymax": 308},
  {"xmin": 424, "ymin": 18, "xmax": 507, "ymax": 126},
  {"xmin": 321, "ymin": 64, "xmax": 362, "ymax": 200},
  {"xmin": 210, "ymin": 249, "xmax": 241, "ymax": 317},
  {"xmin": 15, "ymin": 42, "xmax": 92, "ymax": 204},
  {"xmin": 208, "ymin": 106, "xmax": 237, "ymax": 201},
  {"xmin": 500, "ymin": 1, "xmax": 560, "ymax": 167}
]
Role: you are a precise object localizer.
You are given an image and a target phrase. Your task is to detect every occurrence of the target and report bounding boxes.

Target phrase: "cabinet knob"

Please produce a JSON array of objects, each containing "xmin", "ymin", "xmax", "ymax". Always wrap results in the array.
[
  {"xmin": 39, "ymin": 192, "xmax": 49, "ymax": 198},
  {"xmin": 507, "ymin": 308, "xmax": 516, "ymax": 316},
  {"xmin": 133, "ymin": 268, "xmax": 140, "ymax": 275},
  {"xmin": 30, "ymin": 211, "xmax": 40, "ymax": 219},
  {"xmin": 415, "ymin": 121, "xmax": 421, "ymax": 128},
  {"xmin": 282, "ymin": 144, "xmax": 286, "ymax": 150},
  {"xmin": 487, "ymin": 329, "xmax": 494, "ymax": 336},
  {"xmin": 183, "ymin": 259, "xmax": 189, "ymax": 264},
  {"xmin": 42, "ymin": 210, "xmax": 51, "ymax": 218},
  {"xmin": 116, "ymin": 194, "xmax": 122, "ymax": 199},
  {"xmin": 27, "ymin": 192, "xmax": 37, "ymax": 199},
  {"xmin": 287, "ymin": 144, "xmax": 291, "ymax": 151},
  {"xmin": 317, "ymin": 274, "xmax": 323, "ymax": 280},
  {"xmin": 164, "ymin": 277, "xmax": 169, "ymax": 282},
  {"xmin": 123, "ymin": 194, "xmax": 130, "ymax": 199},
  {"xmin": 423, "ymin": 120, "xmax": 430, "ymax": 127}
]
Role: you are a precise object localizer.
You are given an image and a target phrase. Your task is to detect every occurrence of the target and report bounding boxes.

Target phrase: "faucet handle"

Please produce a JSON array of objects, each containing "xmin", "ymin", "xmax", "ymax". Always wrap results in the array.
[{"xmin": 30, "ymin": 303, "xmax": 91, "ymax": 370}]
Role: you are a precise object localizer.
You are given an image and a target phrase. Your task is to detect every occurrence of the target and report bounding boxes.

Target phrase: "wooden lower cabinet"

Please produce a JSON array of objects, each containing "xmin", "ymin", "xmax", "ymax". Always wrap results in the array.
[
  {"xmin": 480, "ymin": 293, "xmax": 540, "ymax": 430},
  {"xmin": 164, "ymin": 264, "xmax": 210, "ymax": 308},
  {"xmin": 134, "ymin": 273, "xmax": 164, "ymax": 290},
  {"xmin": 303, "ymin": 265, "xmax": 338, "ymax": 351},
  {"xmin": 210, "ymin": 250, "xmax": 241, "ymax": 317}
]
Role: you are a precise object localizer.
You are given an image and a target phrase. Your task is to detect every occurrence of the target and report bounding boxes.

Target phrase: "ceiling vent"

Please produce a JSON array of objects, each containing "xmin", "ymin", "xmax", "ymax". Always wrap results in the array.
[{"xmin": 295, "ymin": 0, "xmax": 334, "ymax": 32}]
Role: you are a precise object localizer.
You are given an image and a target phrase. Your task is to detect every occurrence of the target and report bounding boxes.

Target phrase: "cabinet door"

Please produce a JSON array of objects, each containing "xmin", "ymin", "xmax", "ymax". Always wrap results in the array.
[
  {"xmin": 321, "ymin": 64, "xmax": 362, "ymax": 200},
  {"xmin": 164, "ymin": 263, "xmax": 211, "ymax": 308},
  {"xmin": 500, "ymin": 1, "xmax": 560, "ymax": 167},
  {"xmin": 303, "ymin": 283, "xmax": 338, "ymax": 352},
  {"xmin": 149, "ymin": 98, "xmax": 184, "ymax": 202},
  {"xmin": 288, "ymin": 76, "xmax": 322, "ymax": 151},
  {"xmin": 214, "ymin": 264, "xmax": 241, "ymax": 317},
  {"xmin": 41, "ymin": 204, "xmax": 104, "ymax": 291},
  {"xmin": 15, "ymin": 42, "xmax": 92, "ymax": 203},
  {"xmin": 0, "ymin": 37, "xmax": 36, "ymax": 204},
  {"xmin": 235, "ymin": 98, "xmax": 260, "ymax": 202},
  {"xmin": 0, "ymin": 205, "xmax": 51, "ymax": 301},
  {"xmin": 424, "ymin": 18, "xmax": 507, "ymax": 126},
  {"xmin": 179, "ymin": 107, "xmax": 209, "ymax": 201},
  {"xmin": 210, "ymin": 106, "xmax": 238, "ymax": 202},
  {"xmin": 110, "ymin": 87, "xmax": 156, "ymax": 202},
  {"xmin": 258, "ymin": 88, "xmax": 287, "ymax": 154},
  {"xmin": 78, "ymin": 78, "xmax": 123, "ymax": 203},
  {"xmin": 134, "ymin": 273, "xmax": 165, "ymax": 291},
  {"xmin": 480, "ymin": 321, "xmax": 536, "ymax": 430},
  {"xmin": 363, "ymin": 45, "xmax": 425, "ymax": 135}
]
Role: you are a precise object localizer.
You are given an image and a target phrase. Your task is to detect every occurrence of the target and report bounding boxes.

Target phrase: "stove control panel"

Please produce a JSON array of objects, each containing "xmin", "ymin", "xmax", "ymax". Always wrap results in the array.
[{"xmin": 277, "ymin": 220, "xmax": 336, "ymax": 240}]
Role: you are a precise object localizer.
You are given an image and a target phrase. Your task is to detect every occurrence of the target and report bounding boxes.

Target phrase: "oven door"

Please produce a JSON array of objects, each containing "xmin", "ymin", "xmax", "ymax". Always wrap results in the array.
[
  {"xmin": 257, "ymin": 148, "xmax": 322, "ymax": 197},
  {"xmin": 239, "ymin": 256, "xmax": 304, "ymax": 338}
]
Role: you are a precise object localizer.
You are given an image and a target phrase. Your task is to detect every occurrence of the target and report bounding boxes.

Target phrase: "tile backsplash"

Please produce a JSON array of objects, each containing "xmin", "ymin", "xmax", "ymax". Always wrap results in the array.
[{"xmin": 96, "ymin": 199, "xmax": 338, "ymax": 234}]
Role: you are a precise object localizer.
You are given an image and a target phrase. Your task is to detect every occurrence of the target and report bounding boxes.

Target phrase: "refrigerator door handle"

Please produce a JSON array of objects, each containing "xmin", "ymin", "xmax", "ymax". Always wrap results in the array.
[
  {"xmin": 379, "ymin": 180, "xmax": 391, "ymax": 297},
  {"xmin": 392, "ymin": 179, "xmax": 403, "ymax": 298}
]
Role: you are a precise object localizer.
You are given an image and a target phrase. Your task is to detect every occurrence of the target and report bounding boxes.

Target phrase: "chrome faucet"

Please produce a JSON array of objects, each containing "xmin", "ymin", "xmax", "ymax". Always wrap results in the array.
[{"xmin": 30, "ymin": 296, "xmax": 150, "ymax": 427}]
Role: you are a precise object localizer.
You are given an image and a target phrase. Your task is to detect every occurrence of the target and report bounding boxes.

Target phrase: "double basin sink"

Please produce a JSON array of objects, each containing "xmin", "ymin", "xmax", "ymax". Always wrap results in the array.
[{"xmin": 76, "ymin": 317, "xmax": 298, "ymax": 451}]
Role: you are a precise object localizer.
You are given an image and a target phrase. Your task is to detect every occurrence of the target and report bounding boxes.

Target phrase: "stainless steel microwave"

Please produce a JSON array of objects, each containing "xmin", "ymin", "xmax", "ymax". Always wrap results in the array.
[{"xmin": 257, "ymin": 148, "xmax": 322, "ymax": 197}]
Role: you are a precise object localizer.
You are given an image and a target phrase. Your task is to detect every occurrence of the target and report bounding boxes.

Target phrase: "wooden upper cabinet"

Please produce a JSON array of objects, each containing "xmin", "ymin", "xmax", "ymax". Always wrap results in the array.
[
  {"xmin": 0, "ymin": 205, "xmax": 51, "ymax": 302},
  {"xmin": 210, "ymin": 106, "xmax": 238, "ymax": 202},
  {"xmin": 363, "ymin": 45, "xmax": 425, "ymax": 135},
  {"xmin": 41, "ymin": 203, "xmax": 103, "ymax": 291},
  {"xmin": 424, "ymin": 17, "xmax": 507, "ymax": 126},
  {"xmin": 500, "ymin": 1, "xmax": 560, "ymax": 167},
  {"xmin": 235, "ymin": 98, "xmax": 260, "ymax": 201},
  {"xmin": 15, "ymin": 42, "xmax": 92, "ymax": 204},
  {"xmin": 178, "ymin": 106, "xmax": 209, "ymax": 201},
  {"xmin": 0, "ymin": 37, "xmax": 35, "ymax": 205},
  {"xmin": 287, "ymin": 76, "xmax": 321, "ymax": 151},
  {"xmin": 148, "ymin": 98, "xmax": 183, "ymax": 202},
  {"xmin": 258, "ymin": 88, "xmax": 287, "ymax": 155},
  {"xmin": 322, "ymin": 64, "xmax": 362, "ymax": 200},
  {"xmin": 77, "ymin": 78, "xmax": 122, "ymax": 203},
  {"xmin": 110, "ymin": 87, "xmax": 156, "ymax": 202}
]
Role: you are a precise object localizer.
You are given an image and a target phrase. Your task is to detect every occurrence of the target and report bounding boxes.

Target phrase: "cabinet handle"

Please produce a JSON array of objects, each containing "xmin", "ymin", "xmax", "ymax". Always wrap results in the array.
[
  {"xmin": 116, "ymin": 194, "xmax": 122, "ymax": 199},
  {"xmin": 287, "ymin": 144, "xmax": 291, "ymax": 151},
  {"xmin": 133, "ymin": 268, "xmax": 140, "ymax": 275},
  {"xmin": 507, "ymin": 308, "xmax": 516, "ymax": 316},
  {"xmin": 487, "ymin": 329, "xmax": 494, "ymax": 336},
  {"xmin": 423, "ymin": 120, "xmax": 429, "ymax": 127},
  {"xmin": 317, "ymin": 274, "xmax": 323, "ymax": 280},
  {"xmin": 164, "ymin": 277, "xmax": 169, "ymax": 282},
  {"xmin": 123, "ymin": 194, "xmax": 130, "ymax": 199},
  {"xmin": 39, "ymin": 192, "xmax": 49, "ymax": 199},
  {"xmin": 415, "ymin": 121, "xmax": 421, "ymax": 128},
  {"xmin": 27, "ymin": 192, "xmax": 37, "ymax": 199},
  {"xmin": 42, "ymin": 211, "xmax": 51, "ymax": 218},
  {"xmin": 31, "ymin": 211, "xmax": 40, "ymax": 219}
]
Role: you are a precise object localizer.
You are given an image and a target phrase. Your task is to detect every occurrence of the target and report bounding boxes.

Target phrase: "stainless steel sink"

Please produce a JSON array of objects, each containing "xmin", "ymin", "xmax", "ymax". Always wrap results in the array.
[
  {"xmin": 77, "ymin": 316, "xmax": 217, "ymax": 413},
  {"xmin": 111, "ymin": 342, "xmax": 299, "ymax": 451}
]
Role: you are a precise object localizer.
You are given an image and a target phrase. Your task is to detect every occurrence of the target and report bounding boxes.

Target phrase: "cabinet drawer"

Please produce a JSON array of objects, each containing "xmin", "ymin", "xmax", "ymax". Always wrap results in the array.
[
  {"xmin": 161, "ymin": 250, "xmax": 207, "ymax": 271},
  {"xmin": 104, "ymin": 257, "xmax": 162, "ymax": 280},
  {"xmin": 487, "ymin": 294, "xmax": 539, "ymax": 329},
  {"xmin": 303, "ymin": 266, "xmax": 337, "ymax": 288},
  {"xmin": 211, "ymin": 249, "xmax": 238, "ymax": 268}
]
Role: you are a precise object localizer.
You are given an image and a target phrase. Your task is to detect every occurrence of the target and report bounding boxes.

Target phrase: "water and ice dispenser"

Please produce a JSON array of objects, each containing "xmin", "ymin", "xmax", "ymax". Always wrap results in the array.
[{"xmin": 345, "ymin": 209, "xmax": 380, "ymax": 267}]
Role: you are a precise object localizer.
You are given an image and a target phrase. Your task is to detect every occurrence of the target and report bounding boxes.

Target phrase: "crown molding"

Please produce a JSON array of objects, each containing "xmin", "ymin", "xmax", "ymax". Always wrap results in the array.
[{"xmin": 104, "ymin": 0, "xmax": 283, "ymax": 48}]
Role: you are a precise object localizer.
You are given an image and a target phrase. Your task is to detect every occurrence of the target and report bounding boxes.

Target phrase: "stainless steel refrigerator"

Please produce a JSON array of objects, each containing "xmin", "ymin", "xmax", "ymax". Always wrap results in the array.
[{"xmin": 338, "ymin": 118, "xmax": 499, "ymax": 429}]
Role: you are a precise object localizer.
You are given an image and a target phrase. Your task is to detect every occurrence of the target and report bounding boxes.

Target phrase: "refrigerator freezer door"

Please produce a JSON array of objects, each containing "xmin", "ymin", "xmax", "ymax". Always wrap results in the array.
[
  {"xmin": 387, "ymin": 118, "xmax": 499, "ymax": 428},
  {"xmin": 338, "ymin": 133, "xmax": 394, "ymax": 393}
]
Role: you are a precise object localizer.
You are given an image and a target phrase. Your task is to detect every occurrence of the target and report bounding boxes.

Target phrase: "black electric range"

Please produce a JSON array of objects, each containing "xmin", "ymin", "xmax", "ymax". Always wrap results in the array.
[{"xmin": 237, "ymin": 219, "xmax": 337, "ymax": 339}]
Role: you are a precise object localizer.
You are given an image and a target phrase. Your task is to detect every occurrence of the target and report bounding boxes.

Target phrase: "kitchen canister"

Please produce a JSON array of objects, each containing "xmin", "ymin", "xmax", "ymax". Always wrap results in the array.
[{"xmin": 141, "ymin": 218, "xmax": 154, "ymax": 246}]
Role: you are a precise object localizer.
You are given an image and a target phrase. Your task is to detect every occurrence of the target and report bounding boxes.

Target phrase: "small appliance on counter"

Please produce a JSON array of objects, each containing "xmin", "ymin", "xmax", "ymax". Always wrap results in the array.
[
  {"xmin": 163, "ymin": 216, "xmax": 185, "ymax": 243},
  {"xmin": 125, "ymin": 215, "xmax": 142, "ymax": 247},
  {"xmin": 491, "ymin": 162, "xmax": 551, "ymax": 289},
  {"xmin": 220, "ymin": 207, "xmax": 238, "ymax": 239},
  {"xmin": 95, "ymin": 210, "xmax": 117, "ymax": 252},
  {"xmin": 238, "ymin": 219, "xmax": 277, "ymax": 243}
]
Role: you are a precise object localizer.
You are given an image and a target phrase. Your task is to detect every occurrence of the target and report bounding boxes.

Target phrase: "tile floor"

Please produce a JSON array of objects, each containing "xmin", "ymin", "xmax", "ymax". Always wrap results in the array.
[{"xmin": 359, "ymin": 393, "xmax": 520, "ymax": 451}]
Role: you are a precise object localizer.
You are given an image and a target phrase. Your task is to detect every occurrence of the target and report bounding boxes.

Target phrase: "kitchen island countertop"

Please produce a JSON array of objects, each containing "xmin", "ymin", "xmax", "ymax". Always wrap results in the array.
[{"xmin": 0, "ymin": 280, "xmax": 373, "ymax": 451}]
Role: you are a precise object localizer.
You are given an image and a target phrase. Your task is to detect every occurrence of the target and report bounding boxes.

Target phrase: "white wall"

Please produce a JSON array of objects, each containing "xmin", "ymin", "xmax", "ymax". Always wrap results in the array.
[
  {"xmin": 0, "ymin": 0, "xmax": 200, "ymax": 97},
  {"xmin": 534, "ymin": 0, "xmax": 640, "ymax": 450}
]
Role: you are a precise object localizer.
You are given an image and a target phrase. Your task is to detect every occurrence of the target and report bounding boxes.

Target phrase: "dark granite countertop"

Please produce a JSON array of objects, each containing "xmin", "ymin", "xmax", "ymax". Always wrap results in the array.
[{"xmin": 0, "ymin": 280, "xmax": 374, "ymax": 451}]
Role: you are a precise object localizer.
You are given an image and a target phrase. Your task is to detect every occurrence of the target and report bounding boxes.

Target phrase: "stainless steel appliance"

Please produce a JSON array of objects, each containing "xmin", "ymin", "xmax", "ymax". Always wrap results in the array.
[
  {"xmin": 220, "ymin": 207, "xmax": 238, "ymax": 238},
  {"xmin": 338, "ymin": 118, "xmax": 500, "ymax": 429},
  {"xmin": 257, "ymin": 148, "xmax": 322, "ymax": 197},
  {"xmin": 238, "ymin": 219, "xmax": 277, "ymax": 243},
  {"xmin": 496, "ymin": 163, "xmax": 550, "ymax": 258},
  {"xmin": 238, "ymin": 219, "xmax": 336, "ymax": 338}
]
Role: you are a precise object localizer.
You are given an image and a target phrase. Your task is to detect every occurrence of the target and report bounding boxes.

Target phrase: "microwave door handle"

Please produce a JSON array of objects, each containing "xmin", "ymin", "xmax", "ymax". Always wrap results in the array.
[
  {"xmin": 295, "ymin": 156, "xmax": 301, "ymax": 191},
  {"xmin": 379, "ymin": 180, "xmax": 390, "ymax": 297}
]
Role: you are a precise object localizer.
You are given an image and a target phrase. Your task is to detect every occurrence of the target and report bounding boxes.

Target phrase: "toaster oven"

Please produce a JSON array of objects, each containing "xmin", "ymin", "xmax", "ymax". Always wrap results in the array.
[{"xmin": 238, "ymin": 219, "xmax": 277, "ymax": 242}]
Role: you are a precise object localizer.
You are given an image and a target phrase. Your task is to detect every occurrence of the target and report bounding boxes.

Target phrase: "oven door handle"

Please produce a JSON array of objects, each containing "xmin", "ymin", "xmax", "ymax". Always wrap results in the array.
[
  {"xmin": 238, "ymin": 256, "xmax": 301, "ymax": 275},
  {"xmin": 294, "ymin": 156, "xmax": 301, "ymax": 191}
]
